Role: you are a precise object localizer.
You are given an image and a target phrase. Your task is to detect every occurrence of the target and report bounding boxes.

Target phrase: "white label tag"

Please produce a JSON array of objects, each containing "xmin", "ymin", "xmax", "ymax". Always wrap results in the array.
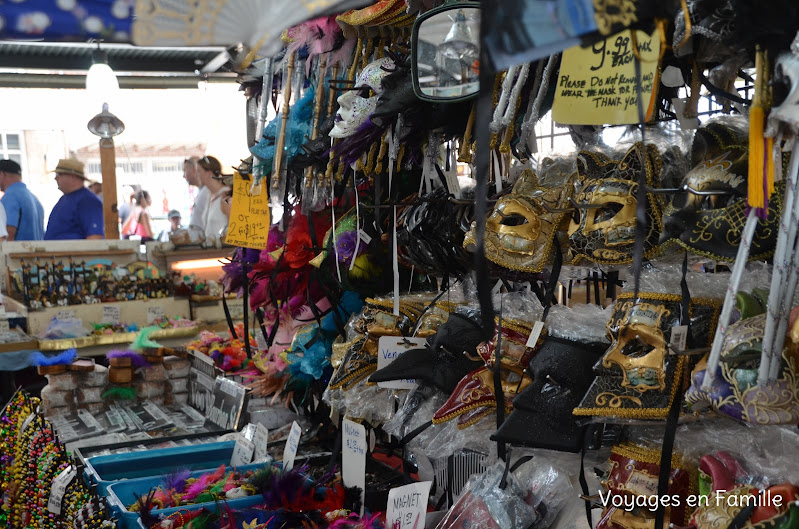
[
  {"xmin": 491, "ymin": 280, "xmax": 503, "ymax": 295},
  {"xmin": 342, "ymin": 419, "xmax": 367, "ymax": 515},
  {"xmin": 526, "ymin": 321, "xmax": 545, "ymax": 348},
  {"xmin": 0, "ymin": 319, "xmax": 9, "ymax": 333},
  {"xmin": 670, "ymin": 325, "xmax": 688, "ymax": 353},
  {"xmin": 102, "ymin": 306, "xmax": 121, "ymax": 325},
  {"xmin": 671, "ymin": 97, "xmax": 700, "ymax": 130},
  {"xmin": 146, "ymin": 306, "xmax": 164, "ymax": 324},
  {"xmin": 56, "ymin": 310, "xmax": 76, "ymax": 322},
  {"xmin": 231, "ymin": 436, "xmax": 255, "ymax": 466},
  {"xmin": 78, "ymin": 409, "xmax": 103, "ymax": 431},
  {"xmin": 376, "ymin": 337, "xmax": 426, "ymax": 389},
  {"xmin": 282, "ymin": 421, "xmax": 302, "ymax": 471},
  {"xmin": 661, "ymin": 65, "xmax": 685, "ymax": 88},
  {"xmin": 48, "ymin": 465, "xmax": 76, "ymax": 514},
  {"xmin": 386, "ymin": 481, "xmax": 432, "ymax": 529},
  {"xmin": 18, "ymin": 413, "xmax": 34, "ymax": 439},
  {"xmin": 358, "ymin": 229, "xmax": 372, "ymax": 245},
  {"xmin": 253, "ymin": 423, "xmax": 269, "ymax": 462}
]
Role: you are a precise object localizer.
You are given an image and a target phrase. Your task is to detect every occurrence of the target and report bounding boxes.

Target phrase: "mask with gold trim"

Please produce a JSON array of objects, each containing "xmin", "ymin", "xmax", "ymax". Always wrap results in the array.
[
  {"xmin": 465, "ymin": 164, "xmax": 576, "ymax": 274},
  {"xmin": 568, "ymin": 142, "xmax": 664, "ymax": 265},
  {"xmin": 660, "ymin": 121, "xmax": 783, "ymax": 262},
  {"xmin": 685, "ymin": 302, "xmax": 799, "ymax": 424},
  {"xmin": 433, "ymin": 318, "xmax": 545, "ymax": 429},
  {"xmin": 327, "ymin": 299, "xmax": 420, "ymax": 391},
  {"xmin": 596, "ymin": 442, "xmax": 695, "ymax": 529},
  {"xmin": 574, "ymin": 292, "xmax": 721, "ymax": 420}
]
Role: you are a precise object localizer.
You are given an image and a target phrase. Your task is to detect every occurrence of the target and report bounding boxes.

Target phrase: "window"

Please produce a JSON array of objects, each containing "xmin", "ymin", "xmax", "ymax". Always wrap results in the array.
[
  {"xmin": 151, "ymin": 160, "xmax": 183, "ymax": 174},
  {"xmin": 0, "ymin": 132, "xmax": 25, "ymax": 167}
]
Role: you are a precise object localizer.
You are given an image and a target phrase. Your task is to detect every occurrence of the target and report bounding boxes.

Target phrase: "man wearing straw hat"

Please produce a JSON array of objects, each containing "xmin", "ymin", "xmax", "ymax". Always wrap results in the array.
[{"xmin": 44, "ymin": 158, "xmax": 104, "ymax": 240}]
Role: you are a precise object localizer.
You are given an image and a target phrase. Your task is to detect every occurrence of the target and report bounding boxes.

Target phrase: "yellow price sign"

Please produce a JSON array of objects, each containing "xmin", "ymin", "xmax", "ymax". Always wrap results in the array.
[
  {"xmin": 552, "ymin": 27, "xmax": 662, "ymax": 125},
  {"xmin": 225, "ymin": 173, "xmax": 271, "ymax": 250}
]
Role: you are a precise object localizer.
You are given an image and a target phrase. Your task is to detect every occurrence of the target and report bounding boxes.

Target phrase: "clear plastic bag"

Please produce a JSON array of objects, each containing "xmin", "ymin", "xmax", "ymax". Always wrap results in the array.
[
  {"xmin": 493, "ymin": 290, "xmax": 544, "ymax": 324},
  {"xmin": 341, "ymin": 378, "xmax": 405, "ymax": 426},
  {"xmin": 435, "ymin": 462, "xmax": 538, "ymax": 529},
  {"xmin": 511, "ymin": 452, "xmax": 574, "ymax": 529},
  {"xmin": 546, "ymin": 304, "xmax": 613, "ymax": 344},
  {"xmin": 411, "ymin": 413, "xmax": 498, "ymax": 462},
  {"xmin": 41, "ymin": 317, "xmax": 91, "ymax": 339}
]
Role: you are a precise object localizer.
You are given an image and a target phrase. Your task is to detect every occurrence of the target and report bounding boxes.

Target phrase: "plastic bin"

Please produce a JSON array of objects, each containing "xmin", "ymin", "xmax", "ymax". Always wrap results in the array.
[{"xmin": 85, "ymin": 441, "xmax": 236, "ymax": 495}]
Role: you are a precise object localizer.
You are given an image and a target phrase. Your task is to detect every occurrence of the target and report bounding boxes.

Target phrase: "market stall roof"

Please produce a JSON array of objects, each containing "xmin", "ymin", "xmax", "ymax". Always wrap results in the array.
[{"xmin": 0, "ymin": 41, "xmax": 239, "ymax": 88}]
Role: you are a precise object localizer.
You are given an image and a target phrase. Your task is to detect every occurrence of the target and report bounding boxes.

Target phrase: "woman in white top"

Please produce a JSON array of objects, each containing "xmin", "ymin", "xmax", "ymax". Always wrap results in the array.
[{"xmin": 196, "ymin": 156, "xmax": 230, "ymax": 238}]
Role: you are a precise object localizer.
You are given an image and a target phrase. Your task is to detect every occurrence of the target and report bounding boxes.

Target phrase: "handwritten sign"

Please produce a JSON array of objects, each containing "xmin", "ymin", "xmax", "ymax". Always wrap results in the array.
[
  {"xmin": 282, "ymin": 421, "xmax": 302, "ymax": 471},
  {"xmin": 342, "ymin": 419, "xmax": 367, "ymax": 515},
  {"xmin": 253, "ymin": 423, "xmax": 269, "ymax": 462},
  {"xmin": 56, "ymin": 310, "xmax": 76, "ymax": 322},
  {"xmin": 385, "ymin": 481, "xmax": 432, "ymax": 529},
  {"xmin": 0, "ymin": 319, "xmax": 9, "ymax": 333},
  {"xmin": 102, "ymin": 306, "xmax": 121, "ymax": 325},
  {"xmin": 376, "ymin": 337, "xmax": 426, "ymax": 389},
  {"xmin": 146, "ymin": 306, "xmax": 164, "ymax": 324},
  {"xmin": 225, "ymin": 174, "xmax": 271, "ymax": 250},
  {"xmin": 552, "ymin": 27, "xmax": 662, "ymax": 125},
  {"xmin": 231, "ymin": 436, "xmax": 255, "ymax": 466}
]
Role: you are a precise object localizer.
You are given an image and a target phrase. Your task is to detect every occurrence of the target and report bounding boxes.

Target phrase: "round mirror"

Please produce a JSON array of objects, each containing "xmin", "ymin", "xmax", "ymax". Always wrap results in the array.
[{"xmin": 412, "ymin": 5, "xmax": 481, "ymax": 101}]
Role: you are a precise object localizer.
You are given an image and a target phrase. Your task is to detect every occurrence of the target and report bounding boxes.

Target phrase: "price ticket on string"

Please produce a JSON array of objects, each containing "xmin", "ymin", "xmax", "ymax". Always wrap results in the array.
[
  {"xmin": 253, "ymin": 423, "xmax": 269, "ymax": 462},
  {"xmin": 385, "ymin": 481, "xmax": 432, "ymax": 529},
  {"xmin": 48, "ymin": 465, "xmax": 77, "ymax": 514},
  {"xmin": 342, "ymin": 419, "xmax": 367, "ymax": 515},
  {"xmin": 282, "ymin": 421, "xmax": 302, "ymax": 471},
  {"xmin": 231, "ymin": 436, "xmax": 255, "ymax": 466},
  {"xmin": 226, "ymin": 173, "xmax": 271, "ymax": 250},
  {"xmin": 552, "ymin": 27, "xmax": 662, "ymax": 125}
]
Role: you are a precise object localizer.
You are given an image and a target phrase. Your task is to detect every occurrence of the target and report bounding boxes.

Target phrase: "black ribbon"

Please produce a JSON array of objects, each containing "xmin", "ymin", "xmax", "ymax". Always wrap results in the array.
[
  {"xmin": 541, "ymin": 243, "xmax": 563, "ymax": 321},
  {"xmin": 220, "ymin": 293, "xmax": 237, "ymax": 338},
  {"xmin": 494, "ymin": 308, "xmax": 506, "ymax": 462},
  {"xmin": 242, "ymin": 262, "xmax": 251, "ymax": 360}
]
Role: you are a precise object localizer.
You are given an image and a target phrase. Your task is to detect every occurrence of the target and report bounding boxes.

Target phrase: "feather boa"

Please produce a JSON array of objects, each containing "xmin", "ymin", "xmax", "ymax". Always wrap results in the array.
[
  {"xmin": 182, "ymin": 464, "xmax": 227, "ymax": 502},
  {"xmin": 105, "ymin": 349, "xmax": 150, "ymax": 369},
  {"xmin": 163, "ymin": 468, "xmax": 192, "ymax": 494},
  {"xmin": 132, "ymin": 327, "xmax": 163, "ymax": 351},
  {"xmin": 30, "ymin": 348, "xmax": 77, "ymax": 366}
]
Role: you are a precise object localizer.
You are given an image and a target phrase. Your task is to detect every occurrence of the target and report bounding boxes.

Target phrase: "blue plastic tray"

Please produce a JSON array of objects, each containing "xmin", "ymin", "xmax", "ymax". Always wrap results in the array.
[
  {"xmin": 106, "ymin": 462, "xmax": 270, "ymax": 529},
  {"xmin": 84, "ymin": 441, "xmax": 237, "ymax": 495}
]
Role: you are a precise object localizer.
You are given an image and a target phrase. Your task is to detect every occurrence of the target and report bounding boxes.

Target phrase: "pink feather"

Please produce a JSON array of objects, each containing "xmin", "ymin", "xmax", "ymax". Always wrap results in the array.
[{"xmin": 181, "ymin": 465, "xmax": 226, "ymax": 502}]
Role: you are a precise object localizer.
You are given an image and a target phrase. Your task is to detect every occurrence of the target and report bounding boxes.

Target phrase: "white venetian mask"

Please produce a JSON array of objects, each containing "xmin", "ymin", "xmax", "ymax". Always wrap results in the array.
[{"xmin": 329, "ymin": 57, "xmax": 395, "ymax": 139}]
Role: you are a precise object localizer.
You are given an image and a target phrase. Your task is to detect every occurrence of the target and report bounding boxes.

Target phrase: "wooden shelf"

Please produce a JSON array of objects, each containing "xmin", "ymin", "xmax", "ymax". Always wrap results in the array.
[{"xmin": 8, "ymin": 250, "xmax": 135, "ymax": 259}]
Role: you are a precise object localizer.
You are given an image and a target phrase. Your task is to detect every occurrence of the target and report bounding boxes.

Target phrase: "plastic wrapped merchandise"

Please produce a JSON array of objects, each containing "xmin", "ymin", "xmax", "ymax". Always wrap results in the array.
[
  {"xmin": 41, "ymin": 385, "xmax": 75, "ymax": 408},
  {"xmin": 515, "ymin": 455, "xmax": 574, "ymax": 529},
  {"xmin": 163, "ymin": 355, "xmax": 191, "ymax": 378},
  {"xmin": 435, "ymin": 462, "xmax": 539, "ymax": 529},
  {"xmin": 45, "ymin": 372, "xmax": 78, "ymax": 391},
  {"xmin": 167, "ymin": 378, "xmax": 188, "ymax": 394},
  {"xmin": 80, "ymin": 402, "xmax": 106, "ymax": 415},
  {"xmin": 76, "ymin": 387, "xmax": 104, "ymax": 404},
  {"xmin": 546, "ymin": 303, "xmax": 613, "ymax": 344},
  {"xmin": 341, "ymin": 378, "xmax": 405, "ymax": 426},
  {"xmin": 139, "ymin": 363, "xmax": 167, "ymax": 382},
  {"xmin": 133, "ymin": 380, "xmax": 166, "ymax": 398},
  {"xmin": 80, "ymin": 364, "xmax": 109, "ymax": 387}
]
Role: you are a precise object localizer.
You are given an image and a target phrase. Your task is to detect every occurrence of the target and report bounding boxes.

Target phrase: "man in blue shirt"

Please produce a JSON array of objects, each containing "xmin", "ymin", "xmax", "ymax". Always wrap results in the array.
[
  {"xmin": 44, "ymin": 159, "xmax": 105, "ymax": 240},
  {"xmin": 0, "ymin": 159, "xmax": 45, "ymax": 241}
]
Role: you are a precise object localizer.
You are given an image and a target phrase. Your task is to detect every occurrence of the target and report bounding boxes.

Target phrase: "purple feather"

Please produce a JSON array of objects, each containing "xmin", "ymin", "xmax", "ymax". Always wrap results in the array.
[
  {"xmin": 163, "ymin": 468, "xmax": 192, "ymax": 493},
  {"xmin": 106, "ymin": 349, "xmax": 150, "ymax": 368},
  {"xmin": 328, "ymin": 120, "xmax": 385, "ymax": 167},
  {"xmin": 261, "ymin": 463, "xmax": 310, "ymax": 508}
]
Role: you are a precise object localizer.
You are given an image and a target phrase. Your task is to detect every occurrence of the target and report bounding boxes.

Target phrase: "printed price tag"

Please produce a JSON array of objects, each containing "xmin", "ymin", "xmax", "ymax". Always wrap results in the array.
[
  {"xmin": 526, "ymin": 321, "xmax": 545, "ymax": 348},
  {"xmin": 226, "ymin": 174, "xmax": 271, "ymax": 250},
  {"xmin": 56, "ymin": 310, "xmax": 76, "ymax": 322},
  {"xmin": 102, "ymin": 306, "xmax": 121, "ymax": 325},
  {"xmin": 282, "ymin": 421, "xmax": 302, "ymax": 471},
  {"xmin": 385, "ymin": 481, "xmax": 432, "ymax": 529},
  {"xmin": 376, "ymin": 337, "xmax": 426, "ymax": 389},
  {"xmin": 146, "ymin": 306, "xmax": 164, "ymax": 324},
  {"xmin": 342, "ymin": 419, "xmax": 367, "ymax": 515},
  {"xmin": 48, "ymin": 465, "xmax": 76, "ymax": 514},
  {"xmin": 253, "ymin": 424, "xmax": 269, "ymax": 462},
  {"xmin": 670, "ymin": 325, "xmax": 688, "ymax": 353},
  {"xmin": 491, "ymin": 279, "xmax": 503, "ymax": 295},
  {"xmin": 357, "ymin": 229, "xmax": 373, "ymax": 245},
  {"xmin": 231, "ymin": 436, "xmax": 255, "ymax": 466},
  {"xmin": 0, "ymin": 319, "xmax": 9, "ymax": 333},
  {"xmin": 552, "ymin": 27, "xmax": 662, "ymax": 125}
]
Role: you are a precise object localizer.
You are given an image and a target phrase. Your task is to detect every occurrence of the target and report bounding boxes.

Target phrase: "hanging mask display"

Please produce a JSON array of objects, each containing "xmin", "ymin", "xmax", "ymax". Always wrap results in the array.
[
  {"xmin": 596, "ymin": 443, "xmax": 696, "ymax": 529},
  {"xmin": 660, "ymin": 120, "xmax": 784, "ymax": 262},
  {"xmin": 465, "ymin": 165, "xmax": 576, "ymax": 274},
  {"xmin": 568, "ymin": 142, "xmax": 664, "ymax": 265},
  {"xmin": 574, "ymin": 291, "xmax": 721, "ymax": 420},
  {"xmin": 432, "ymin": 318, "xmax": 545, "ymax": 429},
  {"xmin": 685, "ymin": 300, "xmax": 799, "ymax": 424},
  {"xmin": 330, "ymin": 57, "xmax": 396, "ymax": 139},
  {"xmin": 491, "ymin": 336, "xmax": 606, "ymax": 452}
]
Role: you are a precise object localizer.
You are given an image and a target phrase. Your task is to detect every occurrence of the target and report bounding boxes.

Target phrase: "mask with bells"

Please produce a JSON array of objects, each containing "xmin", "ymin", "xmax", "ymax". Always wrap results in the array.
[
  {"xmin": 329, "ymin": 57, "xmax": 395, "ymax": 139},
  {"xmin": 465, "ymin": 163, "xmax": 576, "ymax": 274},
  {"xmin": 568, "ymin": 142, "xmax": 664, "ymax": 265},
  {"xmin": 575, "ymin": 292, "xmax": 721, "ymax": 420},
  {"xmin": 685, "ymin": 298, "xmax": 799, "ymax": 424},
  {"xmin": 660, "ymin": 120, "xmax": 783, "ymax": 262},
  {"xmin": 432, "ymin": 318, "xmax": 545, "ymax": 429}
]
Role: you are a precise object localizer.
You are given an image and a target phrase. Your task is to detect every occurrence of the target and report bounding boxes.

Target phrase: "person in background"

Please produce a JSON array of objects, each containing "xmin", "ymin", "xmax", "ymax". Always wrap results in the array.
[
  {"xmin": 196, "ymin": 155, "xmax": 230, "ymax": 238},
  {"xmin": 118, "ymin": 185, "xmax": 135, "ymax": 226},
  {"xmin": 121, "ymin": 190, "xmax": 155, "ymax": 241},
  {"xmin": 45, "ymin": 159, "xmax": 104, "ymax": 240},
  {"xmin": 158, "ymin": 209, "xmax": 182, "ymax": 242},
  {"xmin": 184, "ymin": 156, "xmax": 209, "ymax": 230},
  {"xmin": 0, "ymin": 159, "xmax": 45, "ymax": 241},
  {"xmin": 0, "ymin": 203, "xmax": 9, "ymax": 241},
  {"xmin": 89, "ymin": 180, "xmax": 103, "ymax": 201}
]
